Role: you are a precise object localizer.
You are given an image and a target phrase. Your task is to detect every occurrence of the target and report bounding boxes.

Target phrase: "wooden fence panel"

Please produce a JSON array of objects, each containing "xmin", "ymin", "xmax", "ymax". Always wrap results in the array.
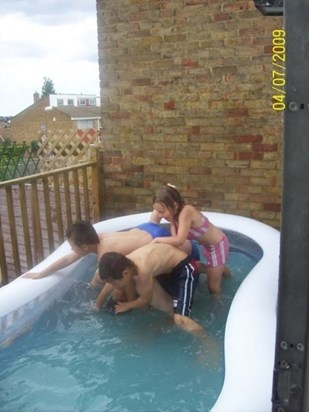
[{"xmin": 0, "ymin": 151, "xmax": 103, "ymax": 285}]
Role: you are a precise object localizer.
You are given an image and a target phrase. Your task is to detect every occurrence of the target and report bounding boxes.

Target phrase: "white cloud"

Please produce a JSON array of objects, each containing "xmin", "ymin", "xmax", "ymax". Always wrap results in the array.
[{"xmin": 0, "ymin": 1, "xmax": 99, "ymax": 116}]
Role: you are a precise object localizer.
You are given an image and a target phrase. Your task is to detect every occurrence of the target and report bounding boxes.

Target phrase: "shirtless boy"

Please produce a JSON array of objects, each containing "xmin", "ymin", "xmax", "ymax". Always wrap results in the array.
[
  {"xmin": 97, "ymin": 243, "xmax": 204, "ymax": 335},
  {"xmin": 24, "ymin": 220, "xmax": 196, "ymax": 287}
]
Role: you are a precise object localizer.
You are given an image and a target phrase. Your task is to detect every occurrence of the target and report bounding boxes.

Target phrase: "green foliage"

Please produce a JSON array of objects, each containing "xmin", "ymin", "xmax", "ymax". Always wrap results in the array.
[
  {"xmin": 41, "ymin": 77, "xmax": 56, "ymax": 96},
  {"xmin": 0, "ymin": 141, "xmax": 40, "ymax": 181},
  {"xmin": 30, "ymin": 140, "xmax": 39, "ymax": 154}
]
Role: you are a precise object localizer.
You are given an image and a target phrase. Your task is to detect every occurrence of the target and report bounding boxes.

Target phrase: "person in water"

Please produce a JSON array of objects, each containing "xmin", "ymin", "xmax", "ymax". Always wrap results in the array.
[
  {"xmin": 151, "ymin": 184, "xmax": 231, "ymax": 294},
  {"xmin": 97, "ymin": 243, "xmax": 204, "ymax": 335},
  {"xmin": 24, "ymin": 219, "xmax": 197, "ymax": 289}
]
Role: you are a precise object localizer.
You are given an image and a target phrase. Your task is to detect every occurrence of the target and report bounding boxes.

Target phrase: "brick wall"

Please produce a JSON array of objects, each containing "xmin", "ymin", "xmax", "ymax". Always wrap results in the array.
[{"xmin": 96, "ymin": 0, "xmax": 283, "ymax": 228}]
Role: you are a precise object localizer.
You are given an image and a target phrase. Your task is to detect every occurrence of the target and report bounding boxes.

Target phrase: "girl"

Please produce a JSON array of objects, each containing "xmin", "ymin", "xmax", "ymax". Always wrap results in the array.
[{"xmin": 151, "ymin": 184, "xmax": 231, "ymax": 294}]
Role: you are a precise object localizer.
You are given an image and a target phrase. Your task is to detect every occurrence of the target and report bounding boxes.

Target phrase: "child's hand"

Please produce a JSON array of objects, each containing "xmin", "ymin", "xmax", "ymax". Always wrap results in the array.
[
  {"xmin": 92, "ymin": 302, "xmax": 100, "ymax": 312},
  {"xmin": 114, "ymin": 301, "xmax": 131, "ymax": 314},
  {"xmin": 22, "ymin": 272, "xmax": 43, "ymax": 280}
]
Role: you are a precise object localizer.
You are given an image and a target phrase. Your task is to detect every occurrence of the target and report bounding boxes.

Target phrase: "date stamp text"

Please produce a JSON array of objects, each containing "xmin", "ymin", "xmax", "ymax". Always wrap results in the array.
[{"xmin": 272, "ymin": 29, "xmax": 286, "ymax": 111}]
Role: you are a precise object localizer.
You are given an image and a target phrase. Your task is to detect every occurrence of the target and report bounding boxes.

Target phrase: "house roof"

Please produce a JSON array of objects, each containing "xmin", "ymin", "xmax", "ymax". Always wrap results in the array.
[{"xmin": 53, "ymin": 105, "xmax": 101, "ymax": 119}]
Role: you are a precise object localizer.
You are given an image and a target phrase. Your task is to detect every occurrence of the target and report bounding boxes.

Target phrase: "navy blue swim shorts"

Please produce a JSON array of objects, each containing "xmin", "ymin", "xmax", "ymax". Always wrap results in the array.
[{"xmin": 157, "ymin": 256, "xmax": 199, "ymax": 317}]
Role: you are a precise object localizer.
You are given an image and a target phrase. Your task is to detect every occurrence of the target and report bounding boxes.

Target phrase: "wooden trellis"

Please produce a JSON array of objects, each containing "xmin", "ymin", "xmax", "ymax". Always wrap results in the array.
[{"xmin": 37, "ymin": 128, "xmax": 101, "ymax": 172}]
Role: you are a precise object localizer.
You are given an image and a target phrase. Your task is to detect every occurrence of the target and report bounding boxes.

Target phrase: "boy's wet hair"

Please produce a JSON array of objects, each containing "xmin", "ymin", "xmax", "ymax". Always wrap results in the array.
[
  {"xmin": 66, "ymin": 220, "xmax": 100, "ymax": 247},
  {"xmin": 153, "ymin": 184, "xmax": 185, "ymax": 221},
  {"xmin": 99, "ymin": 252, "xmax": 135, "ymax": 281}
]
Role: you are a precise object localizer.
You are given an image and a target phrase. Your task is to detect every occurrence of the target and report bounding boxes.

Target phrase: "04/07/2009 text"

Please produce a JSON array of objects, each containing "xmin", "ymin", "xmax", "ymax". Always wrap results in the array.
[{"xmin": 272, "ymin": 29, "xmax": 286, "ymax": 111}]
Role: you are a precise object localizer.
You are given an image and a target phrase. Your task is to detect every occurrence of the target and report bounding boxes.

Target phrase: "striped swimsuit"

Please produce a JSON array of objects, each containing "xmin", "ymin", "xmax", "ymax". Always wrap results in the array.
[{"xmin": 186, "ymin": 215, "xmax": 229, "ymax": 267}]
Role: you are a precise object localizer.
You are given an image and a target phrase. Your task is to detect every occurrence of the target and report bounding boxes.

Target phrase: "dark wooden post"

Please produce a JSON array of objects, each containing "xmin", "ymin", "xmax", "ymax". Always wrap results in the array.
[
  {"xmin": 91, "ymin": 146, "xmax": 104, "ymax": 222},
  {"xmin": 272, "ymin": 0, "xmax": 309, "ymax": 410},
  {"xmin": 0, "ymin": 213, "xmax": 8, "ymax": 285}
]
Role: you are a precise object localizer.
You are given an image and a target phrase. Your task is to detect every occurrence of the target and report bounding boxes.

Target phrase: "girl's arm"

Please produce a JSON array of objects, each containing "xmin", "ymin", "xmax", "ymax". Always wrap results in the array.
[
  {"xmin": 152, "ymin": 206, "xmax": 194, "ymax": 246},
  {"xmin": 149, "ymin": 209, "xmax": 162, "ymax": 223}
]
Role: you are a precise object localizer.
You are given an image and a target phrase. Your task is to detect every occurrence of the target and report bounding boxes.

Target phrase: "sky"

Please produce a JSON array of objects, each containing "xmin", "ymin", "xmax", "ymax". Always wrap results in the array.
[{"xmin": 0, "ymin": 0, "xmax": 100, "ymax": 116}]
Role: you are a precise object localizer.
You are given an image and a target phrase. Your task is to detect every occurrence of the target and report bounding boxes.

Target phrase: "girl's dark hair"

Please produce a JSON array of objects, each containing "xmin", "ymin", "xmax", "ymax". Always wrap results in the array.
[
  {"xmin": 99, "ymin": 252, "xmax": 135, "ymax": 281},
  {"xmin": 66, "ymin": 220, "xmax": 100, "ymax": 247},
  {"xmin": 153, "ymin": 185, "xmax": 185, "ymax": 221}
]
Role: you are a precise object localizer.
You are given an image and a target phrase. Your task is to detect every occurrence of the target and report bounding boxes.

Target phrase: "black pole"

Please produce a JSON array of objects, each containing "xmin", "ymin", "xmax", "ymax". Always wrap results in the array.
[{"xmin": 272, "ymin": 0, "xmax": 309, "ymax": 411}]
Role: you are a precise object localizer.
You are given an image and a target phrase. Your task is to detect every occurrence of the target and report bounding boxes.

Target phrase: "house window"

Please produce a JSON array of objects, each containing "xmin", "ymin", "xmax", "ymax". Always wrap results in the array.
[
  {"xmin": 78, "ymin": 98, "xmax": 96, "ymax": 106},
  {"xmin": 67, "ymin": 99, "xmax": 74, "ymax": 106},
  {"xmin": 76, "ymin": 119, "xmax": 96, "ymax": 129},
  {"xmin": 57, "ymin": 99, "xmax": 64, "ymax": 106}
]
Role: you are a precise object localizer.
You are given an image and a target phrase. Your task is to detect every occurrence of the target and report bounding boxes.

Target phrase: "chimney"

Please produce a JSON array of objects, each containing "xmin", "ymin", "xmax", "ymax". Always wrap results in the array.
[{"xmin": 33, "ymin": 91, "xmax": 40, "ymax": 103}]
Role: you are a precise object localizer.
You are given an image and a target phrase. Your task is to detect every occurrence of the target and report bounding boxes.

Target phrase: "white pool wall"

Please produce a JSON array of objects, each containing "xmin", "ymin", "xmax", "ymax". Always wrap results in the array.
[
  {"xmin": 0, "ymin": 212, "xmax": 280, "ymax": 412},
  {"xmin": 209, "ymin": 213, "xmax": 280, "ymax": 412}
]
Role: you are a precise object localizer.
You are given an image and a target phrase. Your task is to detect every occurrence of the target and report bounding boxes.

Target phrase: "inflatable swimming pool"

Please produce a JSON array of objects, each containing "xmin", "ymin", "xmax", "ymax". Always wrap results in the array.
[{"xmin": 0, "ymin": 212, "xmax": 279, "ymax": 411}]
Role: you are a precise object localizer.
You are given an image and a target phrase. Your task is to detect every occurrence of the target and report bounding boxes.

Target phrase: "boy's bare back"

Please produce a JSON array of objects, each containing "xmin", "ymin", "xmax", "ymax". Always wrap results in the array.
[
  {"xmin": 127, "ymin": 243, "xmax": 188, "ymax": 279},
  {"xmin": 97, "ymin": 229, "xmax": 153, "ymax": 258}
]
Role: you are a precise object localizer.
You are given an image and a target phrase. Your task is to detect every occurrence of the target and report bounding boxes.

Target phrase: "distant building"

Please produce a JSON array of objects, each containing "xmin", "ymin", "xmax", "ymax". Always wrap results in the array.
[
  {"xmin": 2, "ymin": 93, "xmax": 101, "ymax": 143},
  {"xmin": 48, "ymin": 93, "xmax": 100, "ymax": 108},
  {"xmin": 0, "ymin": 117, "xmax": 12, "ymax": 141}
]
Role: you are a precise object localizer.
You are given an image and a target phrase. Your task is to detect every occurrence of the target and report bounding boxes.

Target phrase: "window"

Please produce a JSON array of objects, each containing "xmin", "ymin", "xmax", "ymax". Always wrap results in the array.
[
  {"xmin": 76, "ymin": 119, "xmax": 96, "ymax": 129},
  {"xmin": 67, "ymin": 99, "xmax": 74, "ymax": 106},
  {"xmin": 78, "ymin": 98, "xmax": 86, "ymax": 106},
  {"xmin": 57, "ymin": 99, "xmax": 64, "ymax": 106},
  {"xmin": 78, "ymin": 97, "xmax": 96, "ymax": 106}
]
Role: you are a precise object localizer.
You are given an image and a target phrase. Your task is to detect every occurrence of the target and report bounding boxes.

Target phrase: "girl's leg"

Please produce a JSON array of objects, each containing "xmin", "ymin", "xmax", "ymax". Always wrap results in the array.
[
  {"xmin": 199, "ymin": 235, "xmax": 231, "ymax": 292},
  {"xmin": 222, "ymin": 265, "xmax": 232, "ymax": 278},
  {"xmin": 205, "ymin": 264, "xmax": 225, "ymax": 294}
]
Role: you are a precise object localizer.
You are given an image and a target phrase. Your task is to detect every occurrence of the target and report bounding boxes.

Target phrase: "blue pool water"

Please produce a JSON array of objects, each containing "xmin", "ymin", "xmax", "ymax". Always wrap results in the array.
[{"xmin": 0, "ymin": 250, "xmax": 257, "ymax": 412}]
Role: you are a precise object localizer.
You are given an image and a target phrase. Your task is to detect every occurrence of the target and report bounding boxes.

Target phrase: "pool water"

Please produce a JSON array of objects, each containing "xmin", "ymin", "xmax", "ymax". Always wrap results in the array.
[{"xmin": 0, "ymin": 251, "xmax": 256, "ymax": 412}]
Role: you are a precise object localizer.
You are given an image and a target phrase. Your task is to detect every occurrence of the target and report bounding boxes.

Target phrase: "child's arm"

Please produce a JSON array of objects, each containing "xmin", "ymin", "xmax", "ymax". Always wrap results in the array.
[
  {"xmin": 114, "ymin": 276, "xmax": 153, "ymax": 314},
  {"xmin": 94, "ymin": 282, "xmax": 114, "ymax": 311},
  {"xmin": 23, "ymin": 252, "xmax": 81, "ymax": 279},
  {"xmin": 149, "ymin": 209, "xmax": 162, "ymax": 223},
  {"xmin": 152, "ymin": 206, "xmax": 193, "ymax": 247}
]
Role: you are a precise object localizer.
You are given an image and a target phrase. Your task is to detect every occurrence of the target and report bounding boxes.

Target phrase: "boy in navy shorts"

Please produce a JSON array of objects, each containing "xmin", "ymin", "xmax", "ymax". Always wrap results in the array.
[{"xmin": 97, "ymin": 243, "xmax": 203, "ymax": 335}]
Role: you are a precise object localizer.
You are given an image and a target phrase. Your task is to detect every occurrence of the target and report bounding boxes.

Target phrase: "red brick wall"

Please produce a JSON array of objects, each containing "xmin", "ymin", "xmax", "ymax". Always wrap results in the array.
[{"xmin": 97, "ymin": 0, "xmax": 283, "ymax": 228}]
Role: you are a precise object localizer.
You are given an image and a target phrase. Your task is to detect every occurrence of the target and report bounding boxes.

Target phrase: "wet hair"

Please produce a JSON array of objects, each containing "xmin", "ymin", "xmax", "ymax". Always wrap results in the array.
[
  {"xmin": 99, "ymin": 252, "xmax": 135, "ymax": 281},
  {"xmin": 65, "ymin": 220, "xmax": 100, "ymax": 247},
  {"xmin": 153, "ymin": 184, "xmax": 185, "ymax": 221}
]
